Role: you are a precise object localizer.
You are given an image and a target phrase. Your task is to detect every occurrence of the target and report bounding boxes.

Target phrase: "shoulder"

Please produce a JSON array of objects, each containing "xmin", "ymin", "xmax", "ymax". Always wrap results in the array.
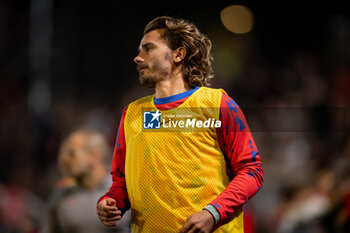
[
  {"xmin": 128, "ymin": 94, "xmax": 154, "ymax": 107},
  {"xmin": 45, "ymin": 186, "xmax": 78, "ymax": 209},
  {"xmin": 200, "ymin": 86, "xmax": 232, "ymax": 97},
  {"xmin": 51, "ymin": 186, "xmax": 78, "ymax": 202},
  {"xmin": 120, "ymin": 94, "xmax": 154, "ymax": 116},
  {"xmin": 200, "ymin": 87, "xmax": 235, "ymax": 100},
  {"xmin": 213, "ymin": 88, "xmax": 239, "ymax": 105},
  {"xmin": 194, "ymin": 86, "xmax": 226, "ymax": 99}
]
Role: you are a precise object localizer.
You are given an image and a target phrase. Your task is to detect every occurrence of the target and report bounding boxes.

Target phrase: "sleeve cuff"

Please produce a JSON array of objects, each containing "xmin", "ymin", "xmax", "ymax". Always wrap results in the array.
[{"xmin": 203, "ymin": 204, "xmax": 221, "ymax": 224}]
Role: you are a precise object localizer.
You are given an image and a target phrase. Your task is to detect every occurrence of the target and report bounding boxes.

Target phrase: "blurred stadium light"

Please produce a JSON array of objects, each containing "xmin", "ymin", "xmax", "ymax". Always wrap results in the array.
[{"xmin": 220, "ymin": 5, "xmax": 254, "ymax": 34}]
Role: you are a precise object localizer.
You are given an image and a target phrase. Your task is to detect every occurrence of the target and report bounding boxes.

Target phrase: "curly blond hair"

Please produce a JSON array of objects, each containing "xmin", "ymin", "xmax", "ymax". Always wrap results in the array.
[{"xmin": 144, "ymin": 16, "xmax": 214, "ymax": 87}]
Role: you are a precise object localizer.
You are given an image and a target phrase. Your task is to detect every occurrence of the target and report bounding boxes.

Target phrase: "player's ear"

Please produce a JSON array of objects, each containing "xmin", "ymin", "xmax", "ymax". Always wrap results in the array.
[{"xmin": 173, "ymin": 47, "xmax": 186, "ymax": 63}]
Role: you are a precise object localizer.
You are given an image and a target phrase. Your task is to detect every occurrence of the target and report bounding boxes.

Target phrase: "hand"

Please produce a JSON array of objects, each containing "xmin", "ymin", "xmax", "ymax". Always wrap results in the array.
[
  {"xmin": 179, "ymin": 210, "xmax": 215, "ymax": 233},
  {"xmin": 96, "ymin": 198, "xmax": 122, "ymax": 227}
]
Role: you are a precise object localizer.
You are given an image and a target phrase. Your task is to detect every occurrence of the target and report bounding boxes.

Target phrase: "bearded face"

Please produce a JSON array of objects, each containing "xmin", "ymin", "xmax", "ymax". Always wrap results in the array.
[
  {"xmin": 137, "ymin": 63, "xmax": 156, "ymax": 88},
  {"xmin": 134, "ymin": 29, "xmax": 174, "ymax": 88},
  {"xmin": 137, "ymin": 54, "xmax": 172, "ymax": 88}
]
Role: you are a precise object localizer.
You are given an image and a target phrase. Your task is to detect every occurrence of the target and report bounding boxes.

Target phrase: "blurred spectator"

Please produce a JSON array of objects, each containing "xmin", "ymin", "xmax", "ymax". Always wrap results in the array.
[
  {"xmin": 320, "ymin": 132, "xmax": 350, "ymax": 233},
  {"xmin": 272, "ymin": 169, "xmax": 335, "ymax": 233},
  {"xmin": 39, "ymin": 128, "xmax": 131, "ymax": 233},
  {"xmin": 0, "ymin": 182, "xmax": 44, "ymax": 233}
]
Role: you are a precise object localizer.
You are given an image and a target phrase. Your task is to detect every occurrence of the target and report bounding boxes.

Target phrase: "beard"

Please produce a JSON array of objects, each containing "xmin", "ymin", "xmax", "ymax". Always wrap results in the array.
[
  {"xmin": 137, "ymin": 63, "xmax": 156, "ymax": 88},
  {"xmin": 139, "ymin": 72, "xmax": 157, "ymax": 88},
  {"xmin": 137, "ymin": 56, "xmax": 171, "ymax": 88}
]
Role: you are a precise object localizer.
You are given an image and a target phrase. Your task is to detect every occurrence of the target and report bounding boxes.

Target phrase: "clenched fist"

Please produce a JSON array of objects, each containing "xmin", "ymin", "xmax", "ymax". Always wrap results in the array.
[{"xmin": 96, "ymin": 198, "xmax": 122, "ymax": 227}]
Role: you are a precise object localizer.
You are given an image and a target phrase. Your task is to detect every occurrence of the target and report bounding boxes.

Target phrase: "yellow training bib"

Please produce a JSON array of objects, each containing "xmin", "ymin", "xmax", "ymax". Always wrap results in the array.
[{"xmin": 124, "ymin": 87, "xmax": 243, "ymax": 232}]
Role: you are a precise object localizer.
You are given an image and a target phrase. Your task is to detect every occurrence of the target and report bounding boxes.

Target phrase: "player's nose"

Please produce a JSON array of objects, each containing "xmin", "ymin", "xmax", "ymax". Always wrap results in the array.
[{"xmin": 134, "ymin": 54, "xmax": 144, "ymax": 64}]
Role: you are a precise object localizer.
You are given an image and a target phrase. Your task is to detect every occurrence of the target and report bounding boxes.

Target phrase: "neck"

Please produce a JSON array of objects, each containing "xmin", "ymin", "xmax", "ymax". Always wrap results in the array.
[
  {"xmin": 81, "ymin": 163, "xmax": 106, "ymax": 190},
  {"xmin": 154, "ymin": 70, "xmax": 191, "ymax": 98}
]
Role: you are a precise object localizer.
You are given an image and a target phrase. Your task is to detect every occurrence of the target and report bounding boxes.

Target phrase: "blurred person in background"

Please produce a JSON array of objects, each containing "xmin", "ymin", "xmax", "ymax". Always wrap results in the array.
[
  {"xmin": 320, "ymin": 132, "xmax": 350, "ymax": 233},
  {"xmin": 273, "ymin": 169, "xmax": 335, "ymax": 233},
  {"xmin": 270, "ymin": 132, "xmax": 350, "ymax": 233},
  {"xmin": 0, "ymin": 173, "xmax": 44, "ymax": 233},
  {"xmin": 40, "ymin": 128, "xmax": 131, "ymax": 233},
  {"xmin": 96, "ymin": 16, "xmax": 263, "ymax": 232}
]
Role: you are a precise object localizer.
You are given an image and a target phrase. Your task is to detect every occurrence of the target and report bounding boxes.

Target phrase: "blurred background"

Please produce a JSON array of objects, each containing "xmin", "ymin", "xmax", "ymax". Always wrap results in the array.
[{"xmin": 0, "ymin": 0, "xmax": 349, "ymax": 232}]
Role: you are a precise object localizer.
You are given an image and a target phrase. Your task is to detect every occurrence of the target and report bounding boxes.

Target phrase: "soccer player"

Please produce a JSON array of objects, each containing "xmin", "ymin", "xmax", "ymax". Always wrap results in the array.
[{"xmin": 96, "ymin": 16, "xmax": 263, "ymax": 232}]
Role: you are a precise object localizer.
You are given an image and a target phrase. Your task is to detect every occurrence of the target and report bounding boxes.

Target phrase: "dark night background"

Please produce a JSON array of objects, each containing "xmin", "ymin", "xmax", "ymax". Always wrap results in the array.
[{"xmin": 0, "ymin": 1, "xmax": 349, "ymax": 232}]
